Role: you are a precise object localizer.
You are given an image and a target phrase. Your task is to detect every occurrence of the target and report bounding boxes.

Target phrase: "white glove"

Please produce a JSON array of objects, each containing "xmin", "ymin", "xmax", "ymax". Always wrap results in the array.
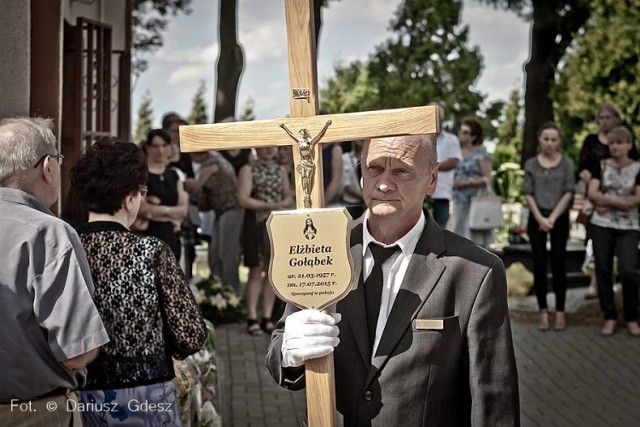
[{"xmin": 281, "ymin": 310, "xmax": 341, "ymax": 368}]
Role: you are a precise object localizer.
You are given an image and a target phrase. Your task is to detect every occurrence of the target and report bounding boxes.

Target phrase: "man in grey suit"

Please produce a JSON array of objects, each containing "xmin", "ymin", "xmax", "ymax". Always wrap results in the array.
[{"xmin": 266, "ymin": 134, "xmax": 519, "ymax": 426}]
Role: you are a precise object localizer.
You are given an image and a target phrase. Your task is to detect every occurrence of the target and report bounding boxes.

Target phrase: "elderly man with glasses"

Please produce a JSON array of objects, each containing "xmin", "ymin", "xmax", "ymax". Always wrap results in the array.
[{"xmin": 0, "ymin": 117, "xmax": 109, "ymax": 426}]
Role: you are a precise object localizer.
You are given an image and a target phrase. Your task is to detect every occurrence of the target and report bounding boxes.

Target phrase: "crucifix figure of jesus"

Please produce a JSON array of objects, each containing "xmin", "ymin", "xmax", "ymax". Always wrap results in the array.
[
  {"xmin": 179, "ymin": 1, "xmax": 438, "ymax": 425},
  {"xmin": 280, "ymin": 120, "xmax": 332, "ymax": 208}
]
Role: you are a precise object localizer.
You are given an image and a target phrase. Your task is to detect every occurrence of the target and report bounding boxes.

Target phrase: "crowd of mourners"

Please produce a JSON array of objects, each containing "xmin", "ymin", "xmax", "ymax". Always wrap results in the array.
[{"xmin": 1, "ymin": 101, "xmax": 638, "ymax": 426}]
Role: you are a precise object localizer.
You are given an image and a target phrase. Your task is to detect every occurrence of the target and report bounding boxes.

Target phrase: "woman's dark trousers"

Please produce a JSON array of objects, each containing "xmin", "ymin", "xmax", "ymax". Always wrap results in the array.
[
  {"xmin": 527, "ymin": 210, "xmax": 570, "ymax": 311},
  {"xmin": 591, "ymin": 224, "xmax": 639, "ymax": 321}
]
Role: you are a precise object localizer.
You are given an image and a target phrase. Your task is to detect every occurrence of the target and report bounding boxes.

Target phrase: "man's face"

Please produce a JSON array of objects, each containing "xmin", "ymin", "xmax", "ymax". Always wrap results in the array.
[{"xmin": 361, "ymin": 137, "xmax": 437, "ymax": 226}]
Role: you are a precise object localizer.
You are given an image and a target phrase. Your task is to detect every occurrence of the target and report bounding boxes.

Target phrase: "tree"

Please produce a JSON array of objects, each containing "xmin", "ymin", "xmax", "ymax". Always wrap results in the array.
[
  {"xmin": 492, "ymin": 87, "xmax": 523, "ymax": 168},
  {"xmin": 321, "ymin": 0, "xmax": 484, "ymax": 124},
  {"xmin": 478, "ymin": 0, "xmax": 590, "ymax": 165},
  {"xmin": 132, "ymin": 0, "xmax": 193, "ymax": 78},
  {"xmin": 214, "ymin": 0, "xmax": 244, "ymax": 122},
  {"xmin": 313, "ymin": 0, "xmax": 338, "ymax": 51},
  {"xmin": 214, "ymin": 1, "xmax": 336, "ymax": 121},
  {"xmin": 554, "ymin": 0, "xmax": 640, "ymax": 159},
  {"xmin": 188, "ymin": 80, "xmax": 209, "ymax": 124},
  {"xmin": 238, "ymin": 97, "xmax": 256, "ymax": 121},
  {"xmin": 371, "ymin": 0, "xmax": 483, "ymax": 117},
  {"xmin": 320, "ymin": 60, "xmax": 381, "ymax": 113},
  {"xmin": 134, "ymin": 91, "xmax": 154, "ymax": 143}
]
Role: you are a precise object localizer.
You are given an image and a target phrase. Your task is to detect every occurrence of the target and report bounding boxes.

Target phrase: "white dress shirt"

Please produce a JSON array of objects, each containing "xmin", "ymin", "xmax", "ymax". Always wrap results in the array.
[
  {"xmin": 362, "ymin": 210, "xmax": 426, "ymax": 357},
  {"xmin": 432, "ymin": 130, "xmax": 462, "ymax": 200}
]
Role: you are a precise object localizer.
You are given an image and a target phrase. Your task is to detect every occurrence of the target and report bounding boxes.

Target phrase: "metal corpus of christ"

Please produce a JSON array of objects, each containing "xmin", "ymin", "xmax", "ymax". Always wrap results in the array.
[{"xmin": 178, "ymin": 1, "xmax": 439, "ymax": 425}]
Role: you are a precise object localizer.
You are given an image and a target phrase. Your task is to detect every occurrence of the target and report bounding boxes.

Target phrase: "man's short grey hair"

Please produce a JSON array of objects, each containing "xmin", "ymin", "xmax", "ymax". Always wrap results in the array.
[
  {"xmin": 0, "ymin": 117, "xmax": 57, "ymax": 185},
  {"xmin": 362, "ymin": 134, "xmax": 437, "ymax": 168}
]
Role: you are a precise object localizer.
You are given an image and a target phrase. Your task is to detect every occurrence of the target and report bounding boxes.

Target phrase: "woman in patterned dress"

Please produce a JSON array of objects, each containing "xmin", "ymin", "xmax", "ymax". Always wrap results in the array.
[
  {"xmin": 71, "ymin": 141, "xmax": 206, "ymax": 426},
  {"xmin": 238, "ymin": 146, "xmax": 294, "ymax": 335},
  {"xmin": 452, "ymin": 117, "xmax": 495, "ymax": 246}
]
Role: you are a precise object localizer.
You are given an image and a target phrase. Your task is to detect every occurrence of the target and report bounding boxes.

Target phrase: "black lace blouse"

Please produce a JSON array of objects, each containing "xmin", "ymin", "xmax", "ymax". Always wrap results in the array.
[
  {"xmin": 579, "ymin": 133, "xmax": 640, "ymax": 174},
  {"xmin": 76, "ymin": 221, "xmax": 206, "ymax": 390}
]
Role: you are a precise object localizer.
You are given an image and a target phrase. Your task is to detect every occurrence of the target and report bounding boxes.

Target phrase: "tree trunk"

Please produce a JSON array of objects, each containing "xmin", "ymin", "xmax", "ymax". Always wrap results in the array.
[
  {"xmin": 521, "ymin": 0, "xmax": 590, "ymax": 166},
  {"xmin": 214, "ymin": 0, "xmax": 244, "ymax": 123},
  {"xmin": 521, "ymin": 3, "xmax": 557, "ymax": 166},
  {"xmin": 313, "ymin": 0, "xmax": 323, "ymax": 52}
]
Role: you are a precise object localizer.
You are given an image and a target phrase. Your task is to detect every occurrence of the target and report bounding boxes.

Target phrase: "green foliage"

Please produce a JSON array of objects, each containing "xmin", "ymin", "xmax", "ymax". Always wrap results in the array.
[
  {"xmin": 321, "ymin": 61, "xmax": 380, "ymax": 113},
  {"xmin": 321, "ymin": 0, "xmax": 484, "ymax": 119},
  {"xmin": 492, "ymin": 88, "xmax": 523, "ymax": 168},
  {"xmin": 192, "ymin": 276, "xmax": 245, "ymax": 326},
  {"xmin": 492, "ymin": 162, "xmax": 526, "ymax": 246},
  {"xmin": 238, "ymin": 97, "xmax": 256, "ymax": 121},
  {"xmin": 188, "ymin": 80, "xmax": 209, "ymax": 124},
  {"xmin": 477, "ymin": 99, "xmax": 506, "ymax": 143},
  {"xmin": 493, "ymin": 162, "xmax": 525, "ymax": 203},
  {"xmin": 132, "ymin": 0, "xmax": 193, "ymax": 77},
  {"xmin": 134, "ymin": 91, "xmax": 153, "ymax": 144},
  {"xmin": 554, "ymin": 0, "xmax": 640, "ymax": 155}
]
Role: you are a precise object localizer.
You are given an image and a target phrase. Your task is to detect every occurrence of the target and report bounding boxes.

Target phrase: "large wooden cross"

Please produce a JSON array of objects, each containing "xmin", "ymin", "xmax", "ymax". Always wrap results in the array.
[{"xmin": 179, "ymin": 1, "xmax": 438, "ymax": 425}]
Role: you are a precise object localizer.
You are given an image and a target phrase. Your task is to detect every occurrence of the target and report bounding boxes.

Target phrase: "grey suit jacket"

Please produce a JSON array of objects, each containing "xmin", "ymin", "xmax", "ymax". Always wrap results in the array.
[{"xmin": 266, "ymin": 213, "xmax": 520, "ymax": 426}]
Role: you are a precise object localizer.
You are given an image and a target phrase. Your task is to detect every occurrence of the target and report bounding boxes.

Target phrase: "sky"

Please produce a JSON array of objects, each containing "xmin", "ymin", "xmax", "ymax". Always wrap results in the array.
[{"xmin": 131, "ymin": 0, "xmax": 530, "ymax": 129}]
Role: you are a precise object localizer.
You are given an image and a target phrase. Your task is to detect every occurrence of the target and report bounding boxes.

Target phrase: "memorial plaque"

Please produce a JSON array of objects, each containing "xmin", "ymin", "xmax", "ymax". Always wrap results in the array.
[{"xmin": 267, "ymin": 208, "xmax": 354, "ymax": 311}]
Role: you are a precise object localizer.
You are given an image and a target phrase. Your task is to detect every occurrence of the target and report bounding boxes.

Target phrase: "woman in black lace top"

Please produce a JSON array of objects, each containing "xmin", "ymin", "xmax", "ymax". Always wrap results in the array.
[{"xmin": 71, "ymin": 141, "xmax": 206, "ymax": 426}]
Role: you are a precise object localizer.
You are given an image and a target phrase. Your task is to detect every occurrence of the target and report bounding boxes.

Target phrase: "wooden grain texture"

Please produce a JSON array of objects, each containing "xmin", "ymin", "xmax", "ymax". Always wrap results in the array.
[
  {"xmin": 284, "ymin": 0, "xmax": 318, "ymax": 118},
  {"xmin": 179, "ymin": 105, "xmax": 438, "ymax": 211},
  {"xmin": 178, "ymin": 105, "xmax": 438, "ymax": 152},
  {"xmin": 305, "ymin": 353, "xmax": 337, "ymax": 426},
  {"xmin": 284, "ymin": 0, "xmax": 322, "ymax": 207}
]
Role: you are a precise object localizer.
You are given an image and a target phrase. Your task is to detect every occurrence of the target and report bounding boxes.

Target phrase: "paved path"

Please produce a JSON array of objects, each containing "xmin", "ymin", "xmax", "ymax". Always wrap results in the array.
[{"xmin": 215, "ymin": 290, "xmax": 640, "ymax": 426}]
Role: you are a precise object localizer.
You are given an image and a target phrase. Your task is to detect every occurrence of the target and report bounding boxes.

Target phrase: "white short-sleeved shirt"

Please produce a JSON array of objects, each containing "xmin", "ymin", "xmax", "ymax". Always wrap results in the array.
[
  {"xmin": 340, "ymin": 151, "xmax": 362, "ymax": 204},
  {"xmin": 432, "ymin": 131, "xmax": 462, "ymax": 200}
]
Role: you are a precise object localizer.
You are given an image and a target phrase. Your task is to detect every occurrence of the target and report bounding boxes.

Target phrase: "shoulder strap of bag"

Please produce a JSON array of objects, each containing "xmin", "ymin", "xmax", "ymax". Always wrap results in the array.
[{"xmin": 480, "ymin": 176, "xmax": 497, "ymax": 197}]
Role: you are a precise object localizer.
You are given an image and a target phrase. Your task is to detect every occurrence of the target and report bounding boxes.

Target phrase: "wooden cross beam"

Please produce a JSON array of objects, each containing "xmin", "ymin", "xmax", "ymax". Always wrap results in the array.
[
  {"xmin": 180, "ymin": 107, "xmax": 437, "ymax": 208},
  {"xmin": 179, "ymin": 1, "xmax": 439, "ymax": 425}
]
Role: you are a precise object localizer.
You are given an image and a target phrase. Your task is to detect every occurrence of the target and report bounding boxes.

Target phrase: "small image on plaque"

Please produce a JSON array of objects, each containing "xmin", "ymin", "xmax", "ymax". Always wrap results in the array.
[{"xmin": 303, "ymin": 217, "xmax": 317, "ymax": 240}]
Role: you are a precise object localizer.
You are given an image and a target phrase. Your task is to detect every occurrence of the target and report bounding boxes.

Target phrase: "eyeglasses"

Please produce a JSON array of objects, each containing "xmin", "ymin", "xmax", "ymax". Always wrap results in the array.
[
  {"xmin": 458, "ymin": 129, "xmax": 472, "ymax": 135},
  {"xmin": 139, "ymin": 186, "xmax": 149, "ymax": 197},
  {"xmin": 33, "ymin": 154, "xmax": 64, "ymax": 168}
]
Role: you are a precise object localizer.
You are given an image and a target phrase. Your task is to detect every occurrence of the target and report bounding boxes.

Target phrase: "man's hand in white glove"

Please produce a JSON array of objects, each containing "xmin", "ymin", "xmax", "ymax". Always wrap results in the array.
[{"xmin": 281, "ymin": 310, "xmax": 341, "ymax": 368}]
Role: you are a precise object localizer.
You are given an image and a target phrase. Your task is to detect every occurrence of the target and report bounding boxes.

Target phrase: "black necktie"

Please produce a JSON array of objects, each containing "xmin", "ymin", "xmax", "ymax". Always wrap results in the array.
[{"xmin": 364, "ymin": 244, "xmax": 399, "ymax": 353}]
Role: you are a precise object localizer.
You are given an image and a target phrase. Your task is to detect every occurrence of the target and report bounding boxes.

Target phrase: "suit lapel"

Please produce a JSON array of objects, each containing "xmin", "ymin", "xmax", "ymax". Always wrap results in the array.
[
  {"xmin": 367, "ymin": 215, "xmax": 447, "ymax": 384},
  {"xmin": 337, "ymin": 220, "xmax": 371, "ymax": 367}
]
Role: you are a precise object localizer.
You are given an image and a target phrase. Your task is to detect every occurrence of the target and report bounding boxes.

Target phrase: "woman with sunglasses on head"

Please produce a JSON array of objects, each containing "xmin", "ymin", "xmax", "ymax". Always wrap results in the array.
[
  {"xmin": 452, "ymin": 117, "xmax": 495, "ymax": 246},
  {"xmin": 71, "ymin": 141, "xmax": 206, "ymax": 426}
]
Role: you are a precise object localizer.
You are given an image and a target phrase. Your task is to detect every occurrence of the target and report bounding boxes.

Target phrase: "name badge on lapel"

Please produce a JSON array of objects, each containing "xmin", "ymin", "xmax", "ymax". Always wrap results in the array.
[{"xmin": 414, "ymin": 319, "xmax": 444, "ymax": 330}]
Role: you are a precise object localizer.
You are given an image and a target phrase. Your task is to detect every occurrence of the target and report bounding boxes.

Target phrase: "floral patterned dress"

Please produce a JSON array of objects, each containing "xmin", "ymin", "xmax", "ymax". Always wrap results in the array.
[
  {"xmin": 242, "ymin": 161, "xmax": 284, "ymax": 267},
  {"xmin": 452, "ymin": 148, "xmax": 494, "ymax": 245}
]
